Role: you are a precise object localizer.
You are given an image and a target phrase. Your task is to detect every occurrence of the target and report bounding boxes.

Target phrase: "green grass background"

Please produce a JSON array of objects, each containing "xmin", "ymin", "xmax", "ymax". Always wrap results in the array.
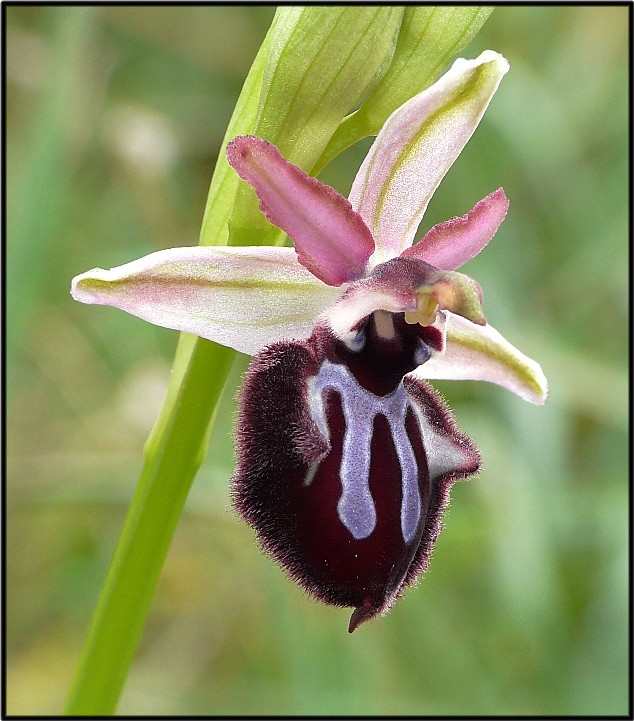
[{"xmin": 6, "ymin": 6, "xmax": 629, "ymax": 716}]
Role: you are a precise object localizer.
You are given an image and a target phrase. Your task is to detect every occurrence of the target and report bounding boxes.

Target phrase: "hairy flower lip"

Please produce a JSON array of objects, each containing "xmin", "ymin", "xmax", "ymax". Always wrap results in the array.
[{"xmin": 232, "ymin": 321, "xmax": 482, "ymax": 632}]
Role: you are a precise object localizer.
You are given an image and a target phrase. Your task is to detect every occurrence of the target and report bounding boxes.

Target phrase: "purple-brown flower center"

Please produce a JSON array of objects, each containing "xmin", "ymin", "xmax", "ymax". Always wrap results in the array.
[{"xmin": 232, "ymin": 308, "xmax": 479, "ymax": 632}]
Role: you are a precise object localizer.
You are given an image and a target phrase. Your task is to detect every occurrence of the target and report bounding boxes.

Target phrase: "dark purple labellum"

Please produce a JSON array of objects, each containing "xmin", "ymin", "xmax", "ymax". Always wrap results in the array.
[{"xmin": 232, "ymin": 312, "xmax": 480, "ymax": 632}]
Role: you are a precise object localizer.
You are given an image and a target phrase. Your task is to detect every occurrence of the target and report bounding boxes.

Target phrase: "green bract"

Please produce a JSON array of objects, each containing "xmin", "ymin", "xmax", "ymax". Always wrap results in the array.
[{"xmin": 318, "ymin": 6, "xmax": 494, "ymax": 172}]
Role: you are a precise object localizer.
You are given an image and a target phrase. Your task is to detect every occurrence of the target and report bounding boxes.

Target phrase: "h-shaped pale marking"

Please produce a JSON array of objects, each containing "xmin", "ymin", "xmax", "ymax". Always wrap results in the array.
[{"xmin": 306, "ymin": 360, "xmax": 422, "ymax": 543}]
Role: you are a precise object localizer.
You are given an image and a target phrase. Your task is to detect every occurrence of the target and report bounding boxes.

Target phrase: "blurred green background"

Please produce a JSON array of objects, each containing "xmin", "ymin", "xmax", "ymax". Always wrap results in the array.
[{"xmin": 6, "ymin": 6, "xmax": 629, "ymax": 716}]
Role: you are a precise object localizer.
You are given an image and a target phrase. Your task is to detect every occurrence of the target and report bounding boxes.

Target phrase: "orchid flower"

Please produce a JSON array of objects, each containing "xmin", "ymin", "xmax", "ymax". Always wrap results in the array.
[{"xmin": 71, "ymin": 51, "xmax": 548, "ymax": 632}]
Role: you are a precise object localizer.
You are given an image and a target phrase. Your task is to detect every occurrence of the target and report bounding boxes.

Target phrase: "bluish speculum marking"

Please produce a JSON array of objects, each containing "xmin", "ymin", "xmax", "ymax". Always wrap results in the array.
[{"xmin": 306, "ymin": 359, "xmax": 422, "ymax": 543}]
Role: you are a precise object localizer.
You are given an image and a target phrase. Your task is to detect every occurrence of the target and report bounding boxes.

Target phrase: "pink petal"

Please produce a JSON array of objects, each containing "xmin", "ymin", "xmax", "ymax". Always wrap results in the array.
[
  {"xmin": 348, "ymin": 51, "xmax": 509, "ymax": 263},
  {"xmin": 412, "ymin": 311, "xmax": 549, "ymax": 404},
  {"xmin": 227, "ymin": 136, "xmax": 375, "ymax": 287},
  {"xmin": 402, "ymin": 188, "xmax": 509, "ymax": 270},
  {"xmin": 71, "ymin": 246, "xmax": 342, "ymax": 356}
]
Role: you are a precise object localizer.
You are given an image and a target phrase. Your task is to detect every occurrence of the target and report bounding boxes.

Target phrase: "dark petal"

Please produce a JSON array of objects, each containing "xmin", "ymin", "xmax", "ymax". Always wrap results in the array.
[{"xmin": 232, "ymin": 324, "xmax": 480, "ymax": 631}]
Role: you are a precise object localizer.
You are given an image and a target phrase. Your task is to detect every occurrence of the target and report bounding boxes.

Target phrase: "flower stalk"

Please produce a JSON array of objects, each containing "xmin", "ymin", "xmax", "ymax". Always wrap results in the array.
[
  {"xmin": 65, "ymin": 15, "xmax": 274, "ymax": 714},
  {"xmin": 64, "ymin": 342, "xmax": 234, "ymax": 715}
]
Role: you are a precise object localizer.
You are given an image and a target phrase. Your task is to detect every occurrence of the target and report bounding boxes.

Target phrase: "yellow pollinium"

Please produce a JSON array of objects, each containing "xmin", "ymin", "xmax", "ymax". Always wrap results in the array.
[
  {"xmin": 404, "ymin": 273, "xmax": 486, "ymax": 328},
  {"xmin": 404, "ymin": 291, "xmax": 439, "ymax": 326}
]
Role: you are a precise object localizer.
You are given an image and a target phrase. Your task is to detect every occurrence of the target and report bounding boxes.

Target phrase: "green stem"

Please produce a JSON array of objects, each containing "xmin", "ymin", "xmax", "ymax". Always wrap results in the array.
[
  {"xmin": 64, "ymin": 26, "xmax": 274, "ymax": 716},
  {"xmin": 64, "ymin": 340, "xmax": 235, "ymax": 715}
]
